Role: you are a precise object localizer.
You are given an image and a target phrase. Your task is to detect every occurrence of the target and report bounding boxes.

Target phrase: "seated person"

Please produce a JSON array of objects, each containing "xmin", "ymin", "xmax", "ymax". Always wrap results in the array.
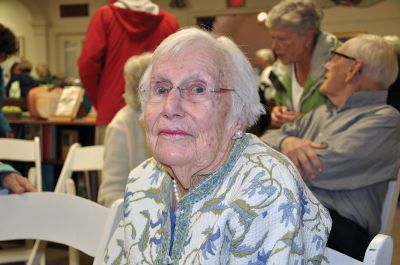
[
  {"xmin": 97, "ymin": 53, "xmax": 152, "ymax": 207},
  {"xmin": 6, "ymin": 58, "xmax": 37, "ymax": 99},
  {"xmin": 255, "ymin": 48, "xmax": 276, "ymax": 101},
  {"xmin": 0, "ymin": 23, "xmax": 19, "ymax": 138},
  {"xmin": 35, "ymin": 63, "xmax": 57, "ymax": 86},
  {"xmin": 8, "ymin": 62, "xmax": 22, "ymax": 80},
  {"xmin": 104, "ymin": 27, "xmax": 331, "ymax": 264},
  {"xmin": 261, "ymin": 34, "xmax": 400, "ymax": 261},
  {"xmin": 0, "ymin": 162, "xmax": 36, "ymax": 194}
]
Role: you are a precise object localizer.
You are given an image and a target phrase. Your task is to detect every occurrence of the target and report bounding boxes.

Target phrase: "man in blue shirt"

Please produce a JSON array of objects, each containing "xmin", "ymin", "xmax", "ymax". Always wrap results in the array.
[{"xmin": 262, "ymin": 34, "xmax": 399, "ymax": 261}]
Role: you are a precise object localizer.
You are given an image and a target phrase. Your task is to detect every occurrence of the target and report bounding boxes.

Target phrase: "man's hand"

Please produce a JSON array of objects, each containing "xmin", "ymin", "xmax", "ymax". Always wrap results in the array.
[
  {"xmin": 271, "ymin": 106, "xmax": 301, "ymax": 127},
  {"xmin": 280, "ymin": 136, "xmax": 328, "ymax": 180},
  {"xmin": 2, "ymin": 173, "xmax": 37, "ymax": 193}
]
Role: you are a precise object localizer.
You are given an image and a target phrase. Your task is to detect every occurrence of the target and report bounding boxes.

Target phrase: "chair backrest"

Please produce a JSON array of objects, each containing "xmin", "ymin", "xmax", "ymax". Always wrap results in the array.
[
  {"xmin": 380, "ymin": 168, "xmax": 400, "ymax": 235},
  {"xmin": 0, "ymin": 192, "xmax": 123, "ymax": 265},
  {"xmin": 0, "ymin": 137, "xmax": 42, "ymax": 191},
  {"xmin": 325, "ymin": 248, "xmax": 362, "ymax": 265},
  {"xmin": 54, "ymin": 143, "xmax": 104, "ymax": 193},
  {"xmin": 323, "ymin": 234, "xmax": 393, "ymax": 265}
]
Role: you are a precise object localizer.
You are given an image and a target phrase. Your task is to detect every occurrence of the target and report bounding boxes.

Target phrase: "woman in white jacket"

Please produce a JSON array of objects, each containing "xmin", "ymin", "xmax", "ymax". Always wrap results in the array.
[{"xmin": 97, "ymin": 53, "xmax": 152, "ymax": 207}]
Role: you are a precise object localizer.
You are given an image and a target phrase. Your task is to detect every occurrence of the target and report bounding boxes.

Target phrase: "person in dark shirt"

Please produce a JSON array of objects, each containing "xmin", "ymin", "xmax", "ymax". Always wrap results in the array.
[
  {"xmin": 6, "ymin": 58, "xmax": 37, "ymax": 99},
  {"xmin": 0, "ymin": 23, "xmax": 19, "ymax": 137},
  {"xmin": 384, "ymin": 35, "xmax": 400, "ymax": 112}
]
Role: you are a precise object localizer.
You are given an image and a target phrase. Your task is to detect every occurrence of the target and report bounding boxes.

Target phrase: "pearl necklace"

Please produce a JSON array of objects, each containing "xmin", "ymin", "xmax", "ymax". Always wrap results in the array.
[{"xmin": 172, "ymin": 179, "xmax": 181, "ymax": 203}]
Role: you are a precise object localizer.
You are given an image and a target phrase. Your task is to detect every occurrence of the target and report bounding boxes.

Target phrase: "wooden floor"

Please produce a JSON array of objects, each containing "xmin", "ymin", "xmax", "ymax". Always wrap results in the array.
[{"xmin": 2, "ymin": 205, "xmax": 400, "ymax": 265}]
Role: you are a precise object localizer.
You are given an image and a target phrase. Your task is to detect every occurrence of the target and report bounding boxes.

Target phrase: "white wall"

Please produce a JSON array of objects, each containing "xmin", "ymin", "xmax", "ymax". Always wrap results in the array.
[
  {"xmin": 323, "ymin": 0, "xmax": 400, "ymax": 36},
  {"xmin": 0, "ymin": 0, "xmax": 36, "ymax": 78},
  {"xmin": 44, "ymin": 0, "xmax": 107, "ymax": 77},
  {"xmin": 0, "ymin": 0, "xmax": 107, "ymax": 78}
]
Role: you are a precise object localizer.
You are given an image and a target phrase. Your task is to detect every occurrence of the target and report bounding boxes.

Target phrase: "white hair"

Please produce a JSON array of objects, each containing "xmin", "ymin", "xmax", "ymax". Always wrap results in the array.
[
  {"xmin": 123, "ymin": 52, "xmax": 152, "ymax": 110},
  {"xmin": 266, "ymin": 0, "xmax": 322, "ymax": 34},
  {"xmin": 139, "ymin": 27, "xmax": 264, "ymax": 127},
  {"xmin": 343, "ymin": 34, "xmax": 398, "ymax": 89},
  {"xmin": 383, "ymin": 35, "xmax": 400, "ymax": 54}
]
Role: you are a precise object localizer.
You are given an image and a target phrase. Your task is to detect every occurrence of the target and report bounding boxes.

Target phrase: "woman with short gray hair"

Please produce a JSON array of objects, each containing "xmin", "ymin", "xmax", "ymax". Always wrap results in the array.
[{"xmin": 265, "ymin": 0, "xmax": 340, "ymax": 127}]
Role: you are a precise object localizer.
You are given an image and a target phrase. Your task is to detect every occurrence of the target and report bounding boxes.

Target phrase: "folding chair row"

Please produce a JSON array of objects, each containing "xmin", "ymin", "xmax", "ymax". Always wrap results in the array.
[
  {"xmin": 0, "ymin": 138, "xmax": 105, "ymax": 265},
  {"xmin": 0, "ymin": 192, "xmax": 123, "ymax": 265}
]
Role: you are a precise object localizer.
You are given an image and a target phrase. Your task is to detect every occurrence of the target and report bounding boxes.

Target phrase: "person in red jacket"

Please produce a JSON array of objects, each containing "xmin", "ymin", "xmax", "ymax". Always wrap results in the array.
[{"xmin": 78, "ymin": 0, "xmax": 179, "ymax": 144}]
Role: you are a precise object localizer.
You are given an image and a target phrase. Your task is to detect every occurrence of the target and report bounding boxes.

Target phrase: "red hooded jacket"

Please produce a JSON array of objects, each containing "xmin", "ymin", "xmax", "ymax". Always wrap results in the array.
[{"xmin": 78, "ymin": 4, "xmax": 179, "ymax": 124}]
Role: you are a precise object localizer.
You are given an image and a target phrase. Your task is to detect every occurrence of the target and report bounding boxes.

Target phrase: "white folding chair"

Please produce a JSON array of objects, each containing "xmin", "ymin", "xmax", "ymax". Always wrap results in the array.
[
  {"xmin": 0, "ymin": 136, "xmax": 44, "ymax": 264},
  {"xmin": 30, "ymin": 143, "xmax": 105, "ymax": 265},
  {"xmin": 324, "ymin": 234, "xmax": 393, "ymax": 265},
  {"xmin": 0, "ymin": 136, "xmax": 42, "ymax": 191},
  {"xmin": 0, "ymin": 192, "xmax": 123, "ymax": 265},
  {"xmin": 54, "ymin": 143, "xmax": 105, "ymax": 196},
  {"xmin": 380, "ymin": 168, "xmax": 400, "ymax": 235}
]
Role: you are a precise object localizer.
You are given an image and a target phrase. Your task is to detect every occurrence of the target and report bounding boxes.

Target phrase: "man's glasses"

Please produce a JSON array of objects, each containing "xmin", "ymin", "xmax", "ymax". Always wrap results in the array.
[
  {"xmin": 329, "ymin": 51, "xmax": 357, "ymax": 63},
  {"xmin": 140, "ymin": 80, "xmax": 234, "ymax": 103}
]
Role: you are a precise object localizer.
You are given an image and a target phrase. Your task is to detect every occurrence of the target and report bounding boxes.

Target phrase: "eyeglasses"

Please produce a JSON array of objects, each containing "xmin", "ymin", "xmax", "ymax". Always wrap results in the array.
[
  {"xmin": 140, "ymin": 80, "xmax": 234, "ymax": 103},
  {"xmin": 329, "ymin": 51, "xmax": 357, "ymax": 63}
]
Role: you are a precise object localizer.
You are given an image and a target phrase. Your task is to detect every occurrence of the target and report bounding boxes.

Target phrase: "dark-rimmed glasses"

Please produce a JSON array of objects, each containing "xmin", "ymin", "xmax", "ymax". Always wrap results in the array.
[
  {"xmin": 329, "ymin": 51, "xmax": 357, "ymax": 63},
  {"xmin": 140, "ymin": 80, "xmax": 234, "ymax": 103}
]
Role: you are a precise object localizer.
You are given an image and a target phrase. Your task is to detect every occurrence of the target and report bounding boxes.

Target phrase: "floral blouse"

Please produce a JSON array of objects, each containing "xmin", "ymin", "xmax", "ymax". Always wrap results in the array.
[{"xmin": 103, "ymin": 134, "xmax": 331, "ymax": 264}]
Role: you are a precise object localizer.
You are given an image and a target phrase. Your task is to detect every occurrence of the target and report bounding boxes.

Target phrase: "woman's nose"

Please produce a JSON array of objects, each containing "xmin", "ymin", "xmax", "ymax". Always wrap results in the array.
[{"xmin": 162, "ymin": 87, "xmax": 184, "ymax": 118}]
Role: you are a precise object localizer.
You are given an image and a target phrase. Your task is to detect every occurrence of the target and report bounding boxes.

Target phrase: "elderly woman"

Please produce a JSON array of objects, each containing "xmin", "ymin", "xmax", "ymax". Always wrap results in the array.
[
  {"xmin": 98, "ymin": 53, "xmax": 152, "ymax": 207},
  {"xmin": 266, "ymin": 0, "xmax": 340, "ymax": 127},
  {"xmin": 104, "ymin": 27, "xmax": 331, "ymax": 264}
]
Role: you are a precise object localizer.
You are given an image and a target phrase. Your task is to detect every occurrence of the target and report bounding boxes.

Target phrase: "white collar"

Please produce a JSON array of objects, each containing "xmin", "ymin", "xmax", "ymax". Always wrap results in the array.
[{"xmin": 113, "ymin": 0, "xmax": 159, "ymax": 15}]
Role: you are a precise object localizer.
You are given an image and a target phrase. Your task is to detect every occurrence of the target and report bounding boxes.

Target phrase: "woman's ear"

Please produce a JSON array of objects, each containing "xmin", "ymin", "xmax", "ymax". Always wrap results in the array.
[
  {"xmin": 231, "ymin": 120, "xmax": 245, "ymax": 135},
  {"xmin": 237, "ymin": 119, "xmax": 247, "ymax": 131},
  {"xmin": 345, "ymin": 60, "xmax": 363, "ymax": 83}
]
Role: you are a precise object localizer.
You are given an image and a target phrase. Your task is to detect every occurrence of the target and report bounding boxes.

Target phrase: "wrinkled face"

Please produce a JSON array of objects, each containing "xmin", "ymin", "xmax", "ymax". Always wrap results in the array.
[
  {"xmin": 143, "ymin": 48, "xmax": 238, "ymax": 175},
  {"xmin": 270, "ymin": 26, "xmax": 310, "ymax": 65},
  {"xmin": 320, "ymin": 44, "xmax": 356, "ymax": 97}
]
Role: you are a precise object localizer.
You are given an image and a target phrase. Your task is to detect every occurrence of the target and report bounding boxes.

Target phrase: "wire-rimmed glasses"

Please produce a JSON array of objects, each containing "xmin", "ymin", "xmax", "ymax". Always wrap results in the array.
[{"xmin": 140, "ymin": 80, "xmax": 234, "ymax": 103}]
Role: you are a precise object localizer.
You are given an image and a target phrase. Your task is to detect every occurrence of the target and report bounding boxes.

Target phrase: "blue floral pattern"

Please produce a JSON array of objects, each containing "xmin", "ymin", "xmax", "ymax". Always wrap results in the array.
[{"xmin": 103, "ymin": 134, "xmax": 331, "ymax": 264}]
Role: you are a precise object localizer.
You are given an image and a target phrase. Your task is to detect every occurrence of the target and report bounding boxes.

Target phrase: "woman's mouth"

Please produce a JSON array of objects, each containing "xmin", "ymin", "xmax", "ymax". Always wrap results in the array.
[{"xmin": 158, "ymin": 129, "xmax": 190, "ymax": 138}]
